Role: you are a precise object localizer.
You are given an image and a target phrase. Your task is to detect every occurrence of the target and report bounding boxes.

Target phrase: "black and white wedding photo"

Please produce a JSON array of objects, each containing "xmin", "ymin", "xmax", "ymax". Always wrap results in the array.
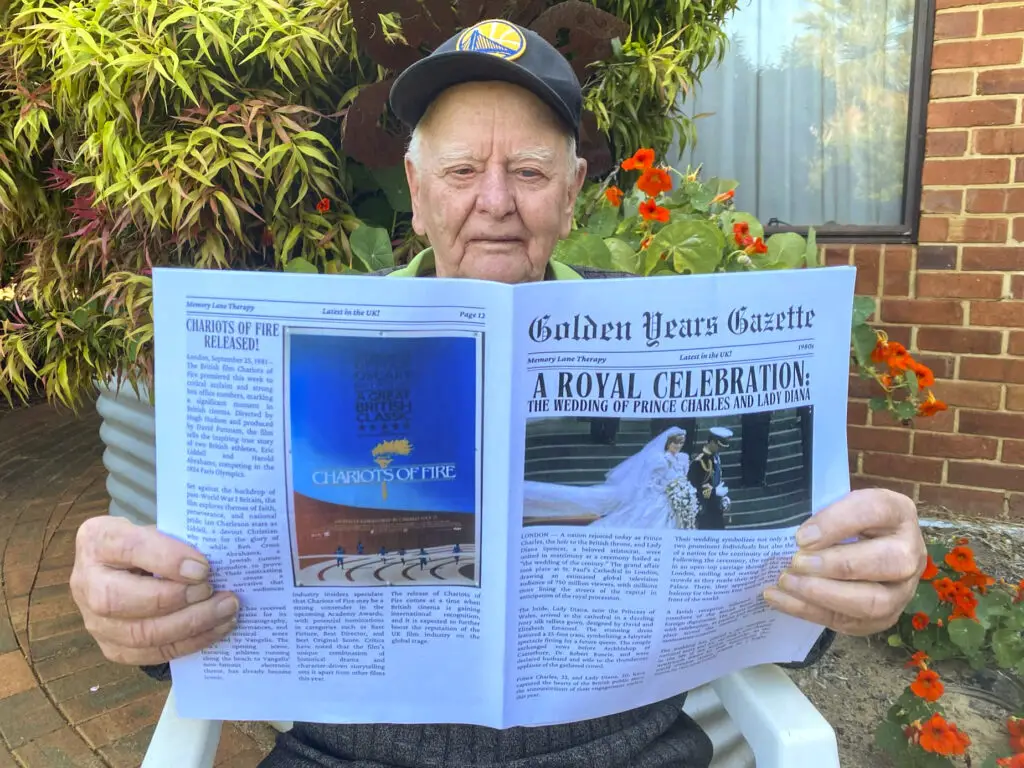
[{"xmin": 521, "ymin": 407, "xmax": 813, "ymax": 531}]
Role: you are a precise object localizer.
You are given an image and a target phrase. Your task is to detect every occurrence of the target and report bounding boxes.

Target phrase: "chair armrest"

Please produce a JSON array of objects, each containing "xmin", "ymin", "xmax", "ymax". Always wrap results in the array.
[
  {"xmin": 141, "ymin": 686, "xmax": 223, "ymax": 768},
  {"xmin": 711, "ymin": 664, "xmax": 840, "ymax": 768}
]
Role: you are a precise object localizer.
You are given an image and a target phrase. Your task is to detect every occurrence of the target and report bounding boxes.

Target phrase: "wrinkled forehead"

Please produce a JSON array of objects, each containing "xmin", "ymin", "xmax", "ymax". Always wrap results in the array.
[{"xmin": 417, "ymin": 82, "xmax": 571, "ymax": 160}]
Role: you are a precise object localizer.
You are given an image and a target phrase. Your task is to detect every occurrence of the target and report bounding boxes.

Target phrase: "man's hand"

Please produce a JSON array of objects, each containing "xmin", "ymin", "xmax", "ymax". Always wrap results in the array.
[
  {"xmin": 702, "ymin": 485, "xmax": 712, "ymax": 499},
  {"xmin": 71, "ymin": 516, "xmax": 239, "ymax": 665},
  {"xmin": 763, "ymin": 488, "xmax": 926, "ymax": 636}
]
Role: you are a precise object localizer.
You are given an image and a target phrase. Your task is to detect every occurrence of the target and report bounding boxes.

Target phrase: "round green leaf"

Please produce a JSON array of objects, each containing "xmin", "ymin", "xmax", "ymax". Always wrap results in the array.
[
  {"xmin": 852, "ymin": 324, "xmax": 878, "ymax": 367},
  {"xmin": 368, "ymin": 164, "xmax": 412, "ymax": 213},
  {"xmin": 992, "ymin": 627, "xmax": 1024, "ymax": 668},
  {"xmin": 852, "ymin": 296, "xmax": 877, "ymax": 325},
  {"xmin": 553, "ymin": 232, "xmax": 614, "ymax": 270},
  {"xmin": 586, "ymin": 204, "xmax": 620, "ymax": 239},
  {"xmin": 974, "ymin": 590, "xmax": 1008, "ymax": 630},
  {"xmin": 651, "ymin": 220, "xmax": 725, "ymax": 274},
  {"xmin": 284, "ymin": 256, "xmax": 317, "ymax": 274},
  {"xmin": 947, "ymin": 617, "xmax": 985, "ymax": 652},
  {"xmin": 761, "ymin": 232, "xmax": 807, "ymax": 270},
  {"xmin": 604, "ymin": 237, "xmax": 640, "ymax": 274},
  {"xmin": 873, "ymin": 719, "xmax": 907, "ymax": 755},
  {"xmin": 349, "ymin": 225, "xmax": 394, "ymax": 271},
  {"xmin": 905, "ymin": 585, "xmax": 940, "ymax": 619},
  {"xmin": 886, "ymin": 633, "xmax": 903, "ymax": 647}
]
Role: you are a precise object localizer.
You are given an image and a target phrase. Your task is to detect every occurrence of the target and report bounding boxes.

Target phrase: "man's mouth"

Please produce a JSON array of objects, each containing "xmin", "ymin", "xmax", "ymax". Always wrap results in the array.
[{"xmin": 471, "ymin": 236, "xmax": 522, "ymax": 244}]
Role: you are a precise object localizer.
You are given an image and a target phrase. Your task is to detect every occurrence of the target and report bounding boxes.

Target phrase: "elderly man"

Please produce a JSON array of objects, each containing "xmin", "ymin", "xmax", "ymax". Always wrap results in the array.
[{"xmin": 70, "ymin": 19, "xmax": 926, "ymax": 768}]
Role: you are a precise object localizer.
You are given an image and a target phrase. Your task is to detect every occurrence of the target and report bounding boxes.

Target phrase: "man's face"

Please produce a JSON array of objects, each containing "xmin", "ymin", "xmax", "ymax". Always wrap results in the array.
[
  {"xmin": 707, "ymin": 440, "xmax": 722, "ymax": 455},
  {"xmin": 405, "ymin": 81, "xmax": 587, "ymax": 284}
]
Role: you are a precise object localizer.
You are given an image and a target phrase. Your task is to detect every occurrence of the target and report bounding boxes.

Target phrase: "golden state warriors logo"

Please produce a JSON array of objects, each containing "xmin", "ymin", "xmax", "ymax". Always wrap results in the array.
[{"xmin": 456, "ymin": 20, "xmax": 526, "ymax": 61}]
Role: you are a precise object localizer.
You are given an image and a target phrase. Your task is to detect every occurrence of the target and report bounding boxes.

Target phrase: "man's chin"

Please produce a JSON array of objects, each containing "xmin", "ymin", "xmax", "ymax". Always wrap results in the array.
[{"xmin": 458, "ymin": 249, "xmax": 544, "ymax": 284}]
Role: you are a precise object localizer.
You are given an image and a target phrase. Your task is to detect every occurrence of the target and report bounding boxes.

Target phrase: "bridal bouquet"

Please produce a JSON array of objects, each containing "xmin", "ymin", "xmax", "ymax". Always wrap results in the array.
[
  {"xmin": 559, "ymin": 148, "xmax": 946, "ymax": 426},
  {"xmin": 665, "ymin": 477, "xmax": 699, "ymax": 530}
]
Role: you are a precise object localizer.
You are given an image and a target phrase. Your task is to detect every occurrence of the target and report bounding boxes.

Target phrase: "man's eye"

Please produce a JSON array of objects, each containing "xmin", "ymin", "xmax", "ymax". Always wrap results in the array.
[
  {"xmin": 517, "ymin": 169, "xmax": 543, "ymax": 179},
  {"xmin": 452, "ymin": 167, "xmax": 475, "ymax": 176}
]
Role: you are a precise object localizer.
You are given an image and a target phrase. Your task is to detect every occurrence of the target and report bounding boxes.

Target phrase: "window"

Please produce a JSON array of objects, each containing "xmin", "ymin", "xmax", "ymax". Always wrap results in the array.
[{"xmin": 673, "ymin": 0, "xmax": 934, "ymax": 242}]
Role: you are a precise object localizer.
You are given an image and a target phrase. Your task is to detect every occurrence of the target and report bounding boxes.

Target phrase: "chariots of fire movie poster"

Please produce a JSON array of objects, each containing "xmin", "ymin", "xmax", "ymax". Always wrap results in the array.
[{"xmin": 284, "ymin": 329, "xmax": 482, "ymax": 587}]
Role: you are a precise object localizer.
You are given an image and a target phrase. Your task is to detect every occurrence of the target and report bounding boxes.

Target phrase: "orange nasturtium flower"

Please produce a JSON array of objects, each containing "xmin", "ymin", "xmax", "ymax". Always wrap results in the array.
[
  {"xmin": 1008, "ymin": 715, "xmax": 1024, "ymax": 737},
  {"xmin": 909, "ymin": 360, "xmax": 936, "ymax": 389},
  {"xmin": 997, "ymin": 755, "xmax": 1024, "ymax": 768},
  {"xmin": 945, "ymin": 545, "xmax": 977, "ymax": 574},
  {"xmin": 921, "ymin": 554, "xmax": 940, "ymax": 580},
  {"xmin": 711, "ymin": 189, "xmax": 735, "ymax": 204},
  {"xmin": 914, "ymin": 713, "xmax": 970, "ymax": 756},
  {"xmin": 911, "ymin": 669, "xmax": 944, "ymax": 702},
  {"xmin": 871, "ymin": 336, "xmax": 910, "ymax": 368},
  {"xmin": 636, "ymin": 167, "xmax": 673, "ymax": 197},
  {"xmin": 919, "ymin": 391, "xmax": 948, "ymax": 418},
  {"xmin": 959, "ymin": 570, "xmax": 995, "ymax": 594},
  {"xmin": 1015, "ymin": 578, "xmax": 1024, "ymax": 603},
  {"xmin": 745, "ymin": 236, "xmax": 768, "ymax": 255},
  {"xmin": 316, "ymin": 197, "xmax": 331, "ymax": 213},
  {"xmin": 911, "ymin": 612, "xmax": 929, "ymax": 631},
  {"xmin": 604, "ymin": 186, "xmax": 624, "ymax": 207},
  {"xmin": 951, "ymin": 599, "xmax": 978, "ymax": 621},
  {"xmin": 640, "ymin": 235, "xmax": 653, "ymax": 250},
  {"xmin": 639, "ymin": 198, "xmax": 670, "ymax": 224},
  {"xmin": 905, "ymin": 650, "xmax": 929, "ymax": 669},
  {"xmin": 621, "ymin": 148, "xmax": 655, "ymax": 172},
  {"xmin": 933, "ymin": 577, "xmax": 957, "ymax": 603}
]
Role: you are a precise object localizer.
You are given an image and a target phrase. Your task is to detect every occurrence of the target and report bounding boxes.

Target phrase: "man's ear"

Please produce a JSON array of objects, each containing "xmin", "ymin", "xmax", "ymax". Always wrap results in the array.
[
  {"xmin": 405, "ymin": 155, "xmax": 427, "ymax": 236},
  {"xmin": 560, "ymin": 158, "xmax": 588, "ymax": 238}
]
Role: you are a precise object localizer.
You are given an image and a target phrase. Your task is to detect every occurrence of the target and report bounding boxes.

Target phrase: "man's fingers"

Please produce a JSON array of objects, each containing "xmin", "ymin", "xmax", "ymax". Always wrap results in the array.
[
  {"xmin": 97, "ymin": 619, "xmax": 236, "ymax": 666},
  {"xmin": 762, "ymin": 588, "xmax": 893, "ymax": 637},
  {"xmin": 84, "ymin": 592, "xmax": 239, "ymax": 650},
  {"xmin": 80, "ymin": 517, "xmax": 210, "ymax": 583},
  {"xmin": 772, "ymin": 571, "xmax": 911, "ymax": 623},
  {"xmin": 796, "ymin": 489, "xmax": 918, "ymax": 551},
  {"xmin": 788, "ymin": 536, "xmax": 923, "ymax": 583},
  {"xmin": 74, "ymin": 566, "xmax": 214, "ymax": 620}
]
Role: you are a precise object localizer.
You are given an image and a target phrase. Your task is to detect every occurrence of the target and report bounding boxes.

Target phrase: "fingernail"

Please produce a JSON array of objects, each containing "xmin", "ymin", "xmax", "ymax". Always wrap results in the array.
[
  {"xmin": 791, "ymin": 553, "xmax": 822, "ymax": 574},
  {"xmin": 180, "ymin": 559, "xmax": 209, "ymax": 581},
  {"xmin": 796, "ymin": 524, "xmax": 821, "ymax": 547},
  {"xmin": 185, "ymin": 583, "xmax": 213, "ymax": 604},
  {"xmin": 779, "ymin": 572, "xmax": 802, "ymax": 592},
  {"xmin": 213, "ymin": 618, "xmax": 237, "ymax": 636},
  {"xmin": 215, "ymin": 596, "xmax": 239, "ymax": 619}
]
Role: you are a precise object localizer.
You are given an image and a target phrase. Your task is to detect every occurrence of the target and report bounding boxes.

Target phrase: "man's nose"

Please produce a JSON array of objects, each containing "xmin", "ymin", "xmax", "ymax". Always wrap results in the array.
[{"xmin": 475, "ymin": 165, "xmax": 515, "ymax": 217}]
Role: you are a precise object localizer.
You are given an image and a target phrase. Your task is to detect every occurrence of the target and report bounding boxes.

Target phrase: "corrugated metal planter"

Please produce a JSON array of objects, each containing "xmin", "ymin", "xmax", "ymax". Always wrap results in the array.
[{"xmin": 95, "ymin": 379, "xmax": 157, "ymax": 525}]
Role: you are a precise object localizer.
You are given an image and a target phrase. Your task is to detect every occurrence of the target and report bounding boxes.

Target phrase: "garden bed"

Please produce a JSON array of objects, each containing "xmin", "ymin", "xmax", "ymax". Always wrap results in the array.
[{"xmin": 786, "ymin": 509, "xmax": 1024, "ymax": 767}]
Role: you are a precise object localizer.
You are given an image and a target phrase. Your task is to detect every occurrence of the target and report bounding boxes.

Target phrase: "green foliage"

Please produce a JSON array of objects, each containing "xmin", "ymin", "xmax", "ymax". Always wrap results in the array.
[
  {"xmin": 564, "ymin": 149, "xmax": 942, "ymax": 426},
  {"xmin": 0, "ymin": 0, "xmax": 740, "ymax": 408},
  {"xmin": 877, "ymin": 535, "xmax": 1024, "ymax": 768}
]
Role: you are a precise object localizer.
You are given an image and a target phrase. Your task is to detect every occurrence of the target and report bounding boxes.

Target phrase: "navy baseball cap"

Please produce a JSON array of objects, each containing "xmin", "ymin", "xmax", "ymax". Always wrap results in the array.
[{"xmin": 389, "ymin": 19, "xmax": 582, "ymax": 142}]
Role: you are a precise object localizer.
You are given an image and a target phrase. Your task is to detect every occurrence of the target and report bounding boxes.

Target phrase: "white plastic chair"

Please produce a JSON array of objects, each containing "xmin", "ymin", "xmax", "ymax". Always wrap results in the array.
[{"xmin": 141, "ymin": 664, "xmax": 839, "ymax": 768}]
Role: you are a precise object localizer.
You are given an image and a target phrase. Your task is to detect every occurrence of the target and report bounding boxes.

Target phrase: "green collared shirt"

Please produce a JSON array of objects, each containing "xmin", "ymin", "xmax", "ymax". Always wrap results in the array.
[{"xmin": 387, "ymin": 247, "xmax": 583, "ymax": 281}]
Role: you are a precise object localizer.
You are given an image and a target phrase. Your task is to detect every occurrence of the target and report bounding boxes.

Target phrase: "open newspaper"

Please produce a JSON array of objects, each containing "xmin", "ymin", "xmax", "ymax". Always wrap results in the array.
[{"xmin": 153, "ymin": 264, "xmax": 855, "ymax": 727}]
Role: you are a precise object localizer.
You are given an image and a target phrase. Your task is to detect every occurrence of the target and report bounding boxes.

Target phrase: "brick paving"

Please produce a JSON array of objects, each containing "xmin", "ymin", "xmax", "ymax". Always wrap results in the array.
[{"xmin": 0, "ymin": 401, "xmax": 275, "ymax": 766}]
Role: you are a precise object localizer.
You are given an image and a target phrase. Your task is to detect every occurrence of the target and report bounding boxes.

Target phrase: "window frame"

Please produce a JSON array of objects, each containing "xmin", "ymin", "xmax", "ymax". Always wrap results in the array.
[{"xmin": 733, "ymin": 0, "xmax": 936, "ymax": 245}]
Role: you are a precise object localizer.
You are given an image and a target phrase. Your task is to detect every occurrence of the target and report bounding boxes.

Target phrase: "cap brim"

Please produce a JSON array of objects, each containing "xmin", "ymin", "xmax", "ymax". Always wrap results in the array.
[{"xmin": 389, "ymin": 51, "xmax": 579, "ymax": 141}]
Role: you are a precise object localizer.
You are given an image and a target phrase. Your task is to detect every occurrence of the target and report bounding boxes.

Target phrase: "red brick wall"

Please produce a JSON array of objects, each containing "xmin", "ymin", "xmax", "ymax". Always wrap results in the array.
[{"xmin": 840, "ymin": 0, "xmax": 1023, "ymax": 519}]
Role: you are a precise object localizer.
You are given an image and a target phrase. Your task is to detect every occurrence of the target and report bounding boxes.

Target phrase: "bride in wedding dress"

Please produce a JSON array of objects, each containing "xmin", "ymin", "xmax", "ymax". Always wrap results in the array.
[{"xmin": 521, "ymin": 426, "xmax": 702, "ymax": 530}]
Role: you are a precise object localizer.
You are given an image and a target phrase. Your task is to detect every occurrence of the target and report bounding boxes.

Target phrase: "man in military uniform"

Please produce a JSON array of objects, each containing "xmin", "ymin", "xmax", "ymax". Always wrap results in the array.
[{"xmin": 688, "ymin": 427, "xmax": 733, "ymax": 530}]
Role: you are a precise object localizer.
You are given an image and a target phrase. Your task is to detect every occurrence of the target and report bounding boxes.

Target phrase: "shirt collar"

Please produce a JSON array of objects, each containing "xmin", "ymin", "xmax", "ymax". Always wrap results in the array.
[{"xmin": 392, "ymin": 247, "xmax": 582, "ymax": 281}]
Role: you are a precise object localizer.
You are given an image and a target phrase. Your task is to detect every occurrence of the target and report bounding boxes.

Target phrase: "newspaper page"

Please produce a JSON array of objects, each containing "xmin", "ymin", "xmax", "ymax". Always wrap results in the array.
[
  {"xmin": 153, "ymin": 264, "xmax": 855, "ymax": 728},
  {"xmin": 508, "ymin": 266, "xmax": 855, "ymax": 726},
  {"xmin": 154, "ymin": 269, "xmax": 517, "ymax": 726}
]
